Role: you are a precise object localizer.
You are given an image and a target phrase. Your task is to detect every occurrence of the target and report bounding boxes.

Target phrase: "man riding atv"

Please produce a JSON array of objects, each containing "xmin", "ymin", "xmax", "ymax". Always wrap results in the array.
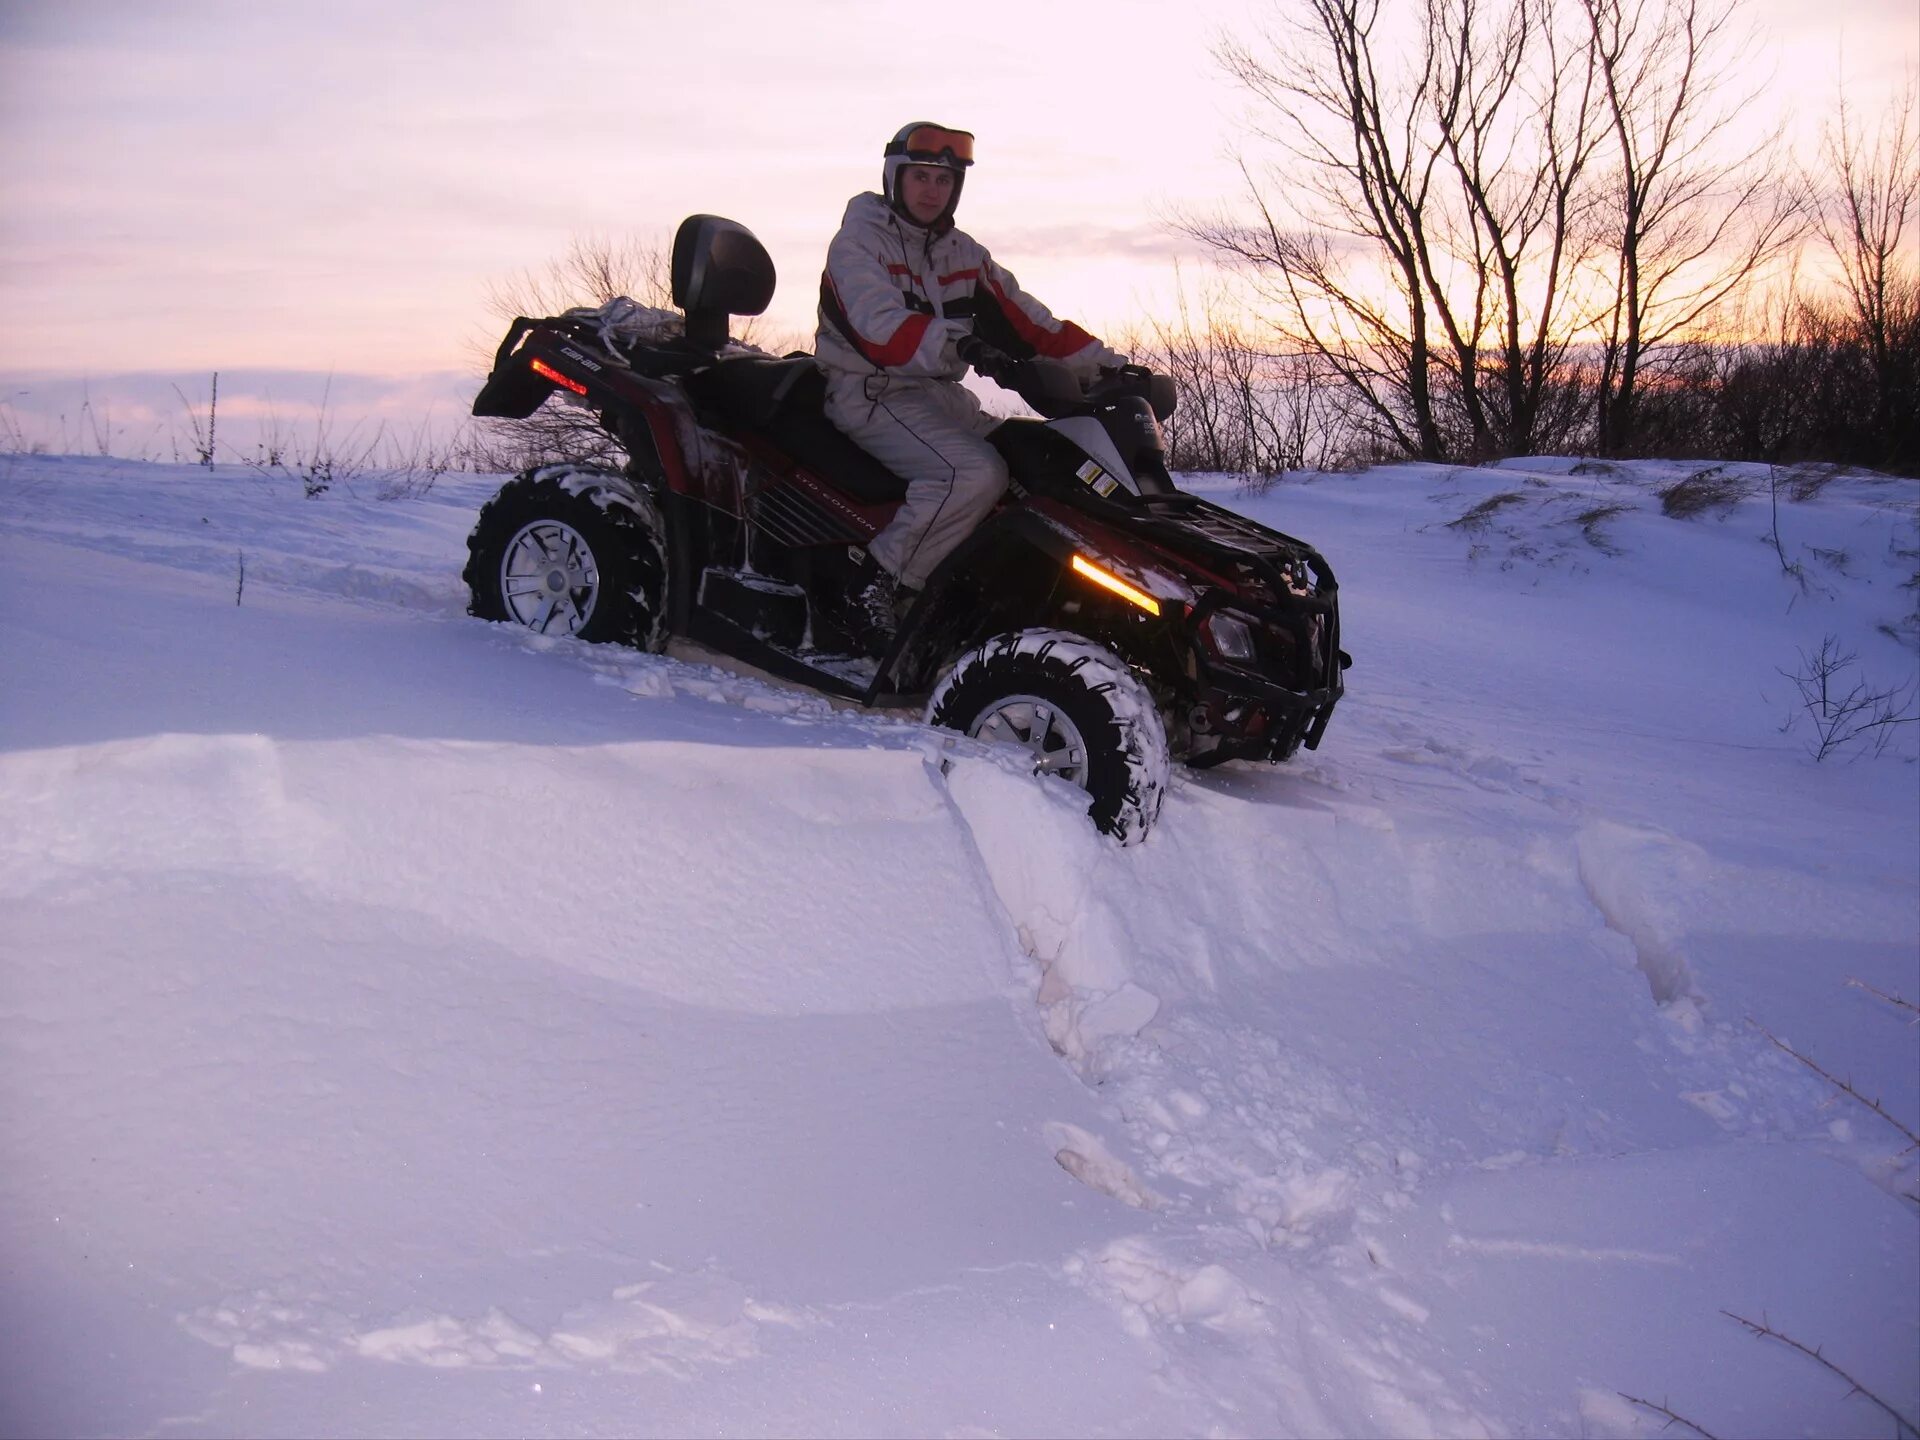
[
  {"xmin": 818, "ymin": 121, "xmax": 1128, "ymax": 653},
  {"xmin": 463, "ymin": 130, "xmax": 1346, "ymax": 844}
]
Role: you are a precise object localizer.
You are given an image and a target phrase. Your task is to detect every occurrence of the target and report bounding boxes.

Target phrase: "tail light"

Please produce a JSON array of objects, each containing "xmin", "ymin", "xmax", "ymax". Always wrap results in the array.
[{"xmin": 530, "ymin": 358, "xmax": 589, "ymax": 396}]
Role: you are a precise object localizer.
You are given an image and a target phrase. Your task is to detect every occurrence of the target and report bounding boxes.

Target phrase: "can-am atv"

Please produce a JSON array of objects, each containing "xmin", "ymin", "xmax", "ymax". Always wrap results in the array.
[{"xmin": 465, "ymin": 214, "xmax": 1347, "ymax": 843}]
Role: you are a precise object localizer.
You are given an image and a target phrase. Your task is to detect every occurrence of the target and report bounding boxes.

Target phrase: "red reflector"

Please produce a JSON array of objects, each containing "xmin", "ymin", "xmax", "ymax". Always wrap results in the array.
[{"xmin": 530, "ymin": 358, "xmax": 588, "ymax": 395}]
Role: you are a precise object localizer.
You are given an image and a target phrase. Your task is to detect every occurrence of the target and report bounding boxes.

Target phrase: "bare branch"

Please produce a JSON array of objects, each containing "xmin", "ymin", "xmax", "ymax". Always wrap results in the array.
[
  {"xmin": 1722, "ymin": 1311, "xmax": 1920, "ymax": 1438},
  {"xmin": 1750, "ymin": 1020, "xmax": 1920, "ymax": 1149},
  {"xmin": 1579, "ymin": 0, "xmax": 1806, "ymax": 453},
  {"xmin": 1812, "ymin": 74, "xmax": 1920, "ymax": 467},
  {"xmin": 1847, "ymin": 978, "xmax": 1920, "ymax": 1020},
  {"xmin": 1776, "ymin": 635, "xmax": 1920, "ymax": 761},
  {"xmin": 472, "ymin": 233, "xmax": 683, "ymax": 471},
  {"xmin": 1617, "ymin": 1393, "xmax": 1720, "ymax": 1439}
]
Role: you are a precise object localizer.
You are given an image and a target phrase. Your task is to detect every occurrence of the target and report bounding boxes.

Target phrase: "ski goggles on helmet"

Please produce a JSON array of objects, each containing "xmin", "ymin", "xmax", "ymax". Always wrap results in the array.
[{"xmin": 886, "ymin": 124, "xmax": 974, "ymax": 167}]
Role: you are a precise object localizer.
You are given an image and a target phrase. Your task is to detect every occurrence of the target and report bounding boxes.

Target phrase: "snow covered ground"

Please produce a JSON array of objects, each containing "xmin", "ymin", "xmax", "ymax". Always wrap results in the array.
[{"xmin": 1, "ymin": 450, "xmax": 1915, "ymax": 1438}]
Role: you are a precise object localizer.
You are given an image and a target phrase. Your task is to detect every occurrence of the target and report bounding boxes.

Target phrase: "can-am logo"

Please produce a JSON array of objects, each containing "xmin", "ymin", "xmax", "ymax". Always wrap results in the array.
[{"xmin": 559, "ymin": 346, "xmax": 604, "ymax": 372}]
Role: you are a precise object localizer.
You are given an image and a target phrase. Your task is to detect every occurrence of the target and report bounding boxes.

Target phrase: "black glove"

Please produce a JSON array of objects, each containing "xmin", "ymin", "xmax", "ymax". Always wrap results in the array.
[{"xmin": 956, "ymin": 333, "xmax": 1018, "ymax": 383}]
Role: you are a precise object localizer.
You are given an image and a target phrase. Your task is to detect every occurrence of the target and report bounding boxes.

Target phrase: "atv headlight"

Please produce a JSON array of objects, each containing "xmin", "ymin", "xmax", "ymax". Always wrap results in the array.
[{"xmin": 1203, "ymin": 611, "xmax": 1258, "ymax": 664}]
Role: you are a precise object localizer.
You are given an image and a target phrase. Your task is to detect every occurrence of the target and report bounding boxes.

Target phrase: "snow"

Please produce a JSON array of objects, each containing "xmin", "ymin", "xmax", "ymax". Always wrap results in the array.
[{"xmin": 1, "ymin": 452, "xmax": 1915, "ymax": 1439}]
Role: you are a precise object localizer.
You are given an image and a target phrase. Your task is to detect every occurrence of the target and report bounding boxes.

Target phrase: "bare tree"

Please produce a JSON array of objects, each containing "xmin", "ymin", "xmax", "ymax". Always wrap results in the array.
[
  {"xmin": 1121, "ymin": 267, "xmax": 1359, "ymax": 477},
  {"xmin": 1201, "ymin": 0, "xmax": 1454, "ymax": 460},
  {"xmin": 468, "ymin": 231, "xmax": 803, "ymax": 474},
  {"xmin": 469, "ymin": 234, "xmax": 675, "ymax": 472},
  {"xmin": 1427, "ymin": 0, "xmax": 1607, "ymax": 455},
  {"xmin": 1814, "ymin": 76, "xmax": 1920, "ymax": 469},
  {"xmin": 1777, "ymin": 634, "xmax": 1919, "ymax": 761},
  {"xmin": 1579, "ymin": 0, "xmax": 1803, "ymax": 455},
  {"xmin": 483, "ymin": 232, "xmax": 674, "ymax": 326},
  {"xmin": 173, "ymin": 372, "xmax": 219, "ymax": 467},
  {"xmin": 1194, "ymin": 0, "xmax": 1610, "ymax": 463},
  {"xmin": 1189, "ymin": 0, "xmax": 1824, "ymax": 466},
  {"xmin": 1133, "ymin": 276, "xmax": 1242, "ymax": 473}
]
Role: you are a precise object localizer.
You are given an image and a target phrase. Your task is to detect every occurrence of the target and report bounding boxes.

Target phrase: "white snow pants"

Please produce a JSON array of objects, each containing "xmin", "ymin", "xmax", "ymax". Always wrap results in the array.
[{"xmin": 823, "ymin": 373, "xmax": 1009, "ymax": 591}]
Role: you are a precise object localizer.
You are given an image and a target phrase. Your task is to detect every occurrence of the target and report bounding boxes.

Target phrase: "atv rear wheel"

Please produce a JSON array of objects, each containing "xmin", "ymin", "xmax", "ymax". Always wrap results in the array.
[
  {"xmin": 464, "ymin": 466, "xmax": 668, "ymax": 650},
  {"xmin": 927, "ymin": 629, "xmax": 1169, "ymax": 844}
]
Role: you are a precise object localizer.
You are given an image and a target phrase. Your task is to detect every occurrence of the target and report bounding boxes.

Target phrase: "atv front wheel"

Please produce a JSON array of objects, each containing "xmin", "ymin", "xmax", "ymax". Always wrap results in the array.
[
  {"xmin": 927, "ymin": 629, "xmax": 1169, "ymax": 843},
  {"xmin": 464, "ymin": 466, "xmax": 668, "ymax": 650}
]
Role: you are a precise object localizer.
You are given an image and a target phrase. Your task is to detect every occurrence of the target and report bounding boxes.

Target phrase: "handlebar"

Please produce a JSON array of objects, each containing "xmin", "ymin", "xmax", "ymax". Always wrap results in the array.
[{"xmin": 1004, "ymin": 358, "xmax": 1177, "ymax": 421}]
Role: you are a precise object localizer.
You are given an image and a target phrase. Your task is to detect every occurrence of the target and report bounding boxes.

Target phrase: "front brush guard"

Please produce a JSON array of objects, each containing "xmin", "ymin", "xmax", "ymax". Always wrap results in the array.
[{"xmin": 1180, "ymin": 586, "xmax": 1345, "ymax": 762}]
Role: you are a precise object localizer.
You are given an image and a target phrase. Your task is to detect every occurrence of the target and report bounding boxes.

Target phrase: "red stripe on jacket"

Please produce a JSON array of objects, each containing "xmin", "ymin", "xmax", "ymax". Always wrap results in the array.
[
  {"xmin": 985, "ymin": 279, "xmax": 1097, "ymax": 359},
  {"xmin": 827, "ymin": 274, "xmax": 932, "ymax": 367}
]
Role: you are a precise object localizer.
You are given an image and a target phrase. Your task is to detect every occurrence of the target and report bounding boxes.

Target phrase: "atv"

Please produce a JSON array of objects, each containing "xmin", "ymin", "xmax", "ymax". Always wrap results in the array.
[{"xmin": 465, "ymin": 214, "xmax": 1347, "ymax": 842}]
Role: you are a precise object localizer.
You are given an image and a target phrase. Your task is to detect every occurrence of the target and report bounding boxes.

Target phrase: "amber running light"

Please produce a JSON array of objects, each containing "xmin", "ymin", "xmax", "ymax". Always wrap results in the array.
[{"xmin": 1070, "ymin": 554, "xmax": 1161, "ymax": 615}]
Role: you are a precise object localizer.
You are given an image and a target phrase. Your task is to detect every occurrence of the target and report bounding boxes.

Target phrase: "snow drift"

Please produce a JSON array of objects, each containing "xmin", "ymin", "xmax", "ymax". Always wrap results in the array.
[{"xmin": 1, "ymin": 453, "xmax": 1915, "ymax": 1438}]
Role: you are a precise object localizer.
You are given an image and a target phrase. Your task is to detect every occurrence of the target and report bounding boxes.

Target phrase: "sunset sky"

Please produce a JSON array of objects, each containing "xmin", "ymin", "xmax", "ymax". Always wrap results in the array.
[{"xmin": 1, "ymin": 0, "xmax": 1914, "ymax": 453}]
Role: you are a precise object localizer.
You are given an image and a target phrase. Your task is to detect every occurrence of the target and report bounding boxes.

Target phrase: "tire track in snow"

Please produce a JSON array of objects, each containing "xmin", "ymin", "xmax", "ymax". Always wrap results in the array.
[
  {"xmin": 1572, "ymin": 821, "xmax": 1710, "ymax": 1007},
  {"xmin": 933, "ymin": 751, "xmax": 1527, "ymax": 1436}
]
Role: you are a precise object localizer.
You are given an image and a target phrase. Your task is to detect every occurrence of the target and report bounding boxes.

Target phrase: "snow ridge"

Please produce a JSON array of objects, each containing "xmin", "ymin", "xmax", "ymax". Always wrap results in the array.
[{"xmin": 1, "ymin": 455, "xmax": 1914, "ymax": 1439}]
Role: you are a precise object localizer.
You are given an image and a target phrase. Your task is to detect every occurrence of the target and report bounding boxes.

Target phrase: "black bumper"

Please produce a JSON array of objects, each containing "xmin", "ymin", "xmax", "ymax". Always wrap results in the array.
[{"xmin": 1186, "ymin": 657, "xmax": 1344, "ymax": 765}]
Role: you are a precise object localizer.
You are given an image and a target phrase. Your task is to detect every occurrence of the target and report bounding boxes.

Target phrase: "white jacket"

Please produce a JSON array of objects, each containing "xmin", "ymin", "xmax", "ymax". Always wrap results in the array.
[{"xmin": 815, "ymin": 192, "xmax": 1124, "ymax": 383}]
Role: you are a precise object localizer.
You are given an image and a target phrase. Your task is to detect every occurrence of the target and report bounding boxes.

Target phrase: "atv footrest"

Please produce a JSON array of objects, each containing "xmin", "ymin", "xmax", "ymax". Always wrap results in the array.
[{"xmin": 698, "ymin": 568, "xmax": 808, "ymax": 649}]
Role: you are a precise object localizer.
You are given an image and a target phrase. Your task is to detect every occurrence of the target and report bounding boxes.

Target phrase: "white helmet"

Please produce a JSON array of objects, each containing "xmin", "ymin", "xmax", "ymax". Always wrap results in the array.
[{"xmin": 882, "ymin": 121, "xmax": 974, "ymax": 226}]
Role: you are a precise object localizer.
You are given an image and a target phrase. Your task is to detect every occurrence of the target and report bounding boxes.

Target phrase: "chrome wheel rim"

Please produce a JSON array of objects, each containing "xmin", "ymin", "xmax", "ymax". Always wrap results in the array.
[
  {"xmin": 500, "ymin": 520, "xmax": 599, "ymax": 635},
  {"xmin": 969, "ymin": 694, "xmax": 1090, "ymax": 787}
]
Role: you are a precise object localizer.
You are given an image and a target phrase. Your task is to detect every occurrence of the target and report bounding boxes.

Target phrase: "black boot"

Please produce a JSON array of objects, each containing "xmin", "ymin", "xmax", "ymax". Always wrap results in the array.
[{"xmin": 844, "ymin": 556, "xmax": 899, "ymax": 655}]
